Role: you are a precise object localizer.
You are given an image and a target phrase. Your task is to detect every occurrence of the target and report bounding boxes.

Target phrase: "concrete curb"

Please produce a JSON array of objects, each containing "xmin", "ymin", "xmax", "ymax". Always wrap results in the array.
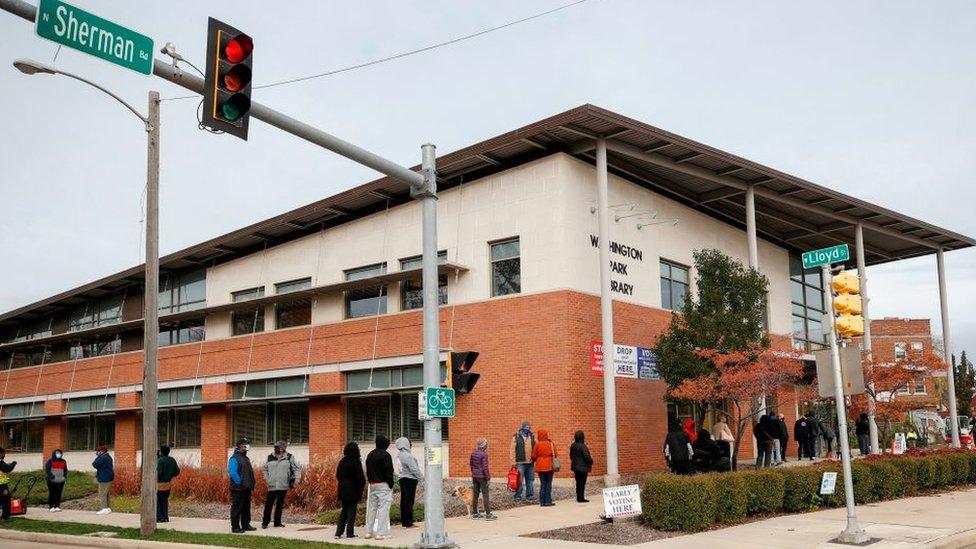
[
  {"xmin": 930, "ymin": 527, "xmax": 976, "ymax": 549},
  {"xmin": 0, "ymin": 528, "xmax": 202, "ymax": 549}
]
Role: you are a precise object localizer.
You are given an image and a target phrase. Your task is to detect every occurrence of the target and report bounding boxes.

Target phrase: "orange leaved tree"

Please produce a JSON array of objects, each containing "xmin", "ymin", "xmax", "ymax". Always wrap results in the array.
[{"xmin": 669, "ymin": 345, "xmax": 805, "ymax": 469}]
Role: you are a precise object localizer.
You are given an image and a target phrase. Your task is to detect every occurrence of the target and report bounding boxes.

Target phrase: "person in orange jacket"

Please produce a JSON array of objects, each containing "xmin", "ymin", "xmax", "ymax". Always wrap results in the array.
[{"xmin": 531, "ymin": 430, "xmax": 557, "ymax": 507}]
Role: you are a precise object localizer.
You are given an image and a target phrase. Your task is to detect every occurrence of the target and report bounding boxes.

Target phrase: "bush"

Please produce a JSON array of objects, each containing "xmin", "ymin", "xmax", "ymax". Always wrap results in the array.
[
  {"xmin": 849, "ymin": 462, "xmax": 876, "ymax": 503},
  {"xmin": 865, "ymin": 461, "xmax": 904, "ymax": 501},
  {"xmin": 947, "ymin": 453, "xmax": 970, "ymax": 485},
  {"xmin": 966, "ymin": 452, "xmax": 976, "ymax": 483},
  {"xmin": 642, "ymin": 475, "xmax": 717, "ymax": 532},
  {"xmin": 708, "ymin": 473, "xmax": 747, "ymax": 523},
  {"xmin": 889, "ymin": 458, "xmax": 920, "ymax": 496},
  {"xmin": 915, "ymin": 457, "xmax": 937, "ymax": 489},
  {"xmin": 779, "ymin": 467, "xmax": 823, "ymax": 512},
  {"xmin": 930, "ymin": 456, "xmax": 952, "ymax": 488},
  {"xmin": 740, "ymin": 471, "xmax": 785, "ymax": 516}
]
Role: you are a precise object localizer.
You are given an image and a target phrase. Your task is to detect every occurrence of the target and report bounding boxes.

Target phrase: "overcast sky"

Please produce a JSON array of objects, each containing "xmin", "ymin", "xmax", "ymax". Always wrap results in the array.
[{"xmin": 1, "ymin": 1, "xmax": 973, "ymax": 357}]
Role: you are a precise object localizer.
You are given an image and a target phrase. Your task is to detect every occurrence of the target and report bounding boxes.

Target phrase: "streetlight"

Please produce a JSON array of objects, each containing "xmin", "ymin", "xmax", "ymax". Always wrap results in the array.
[{"xmin": 13, "ymin": 58, "xmax": 162, "ymax": 536}]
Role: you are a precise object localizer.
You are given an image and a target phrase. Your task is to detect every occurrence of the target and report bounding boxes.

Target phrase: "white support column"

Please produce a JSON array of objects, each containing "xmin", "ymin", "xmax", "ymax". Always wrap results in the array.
[
  {"xmin": 596, "ymin": 138, "xmax": 619, "ymax": 486},
  {"xmin": 938, "ymin": 249, "xmax": 961, "ymax": 448},
  {"xmin": 745, "ymin": 184, "xmax": 759, "ymax": 269},
  {"xmin": 855, "ymin": 222, "xmax": 880, "ymax": 454}
]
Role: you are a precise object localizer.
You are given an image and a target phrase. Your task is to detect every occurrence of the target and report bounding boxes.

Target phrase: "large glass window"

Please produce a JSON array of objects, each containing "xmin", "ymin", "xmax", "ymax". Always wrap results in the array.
[
  {"xmin": 66, "ymin": 415, "xmax": 115, "ymax": 451},
  {"xmin": 346, "ymin": 393, "xmax": 446, "ymax": 443},
  {"xmin": 345, "ymin": 365, "xmax": 442, "ymax": 392},
  {"xmin": 400, "ymin": 252, "xmax": 448, "ymax": 311},
  {"xmin": 232, "ymin": 401, "xmax": 309, "ymax": 445},
  {"xmin": 159, "ymin": 269, "xmax": 206, "ymax": 314},
  {"xmin": 490, "ymin": 238, "xmax": 521, "ymax": 297},
  {"xmin": 790, "ymin": 255, "xmax": 828, "ymax": 351},
  {"xmin": 345, "ymin": 264, "xmax": 388, "ymax": 319},
  {"xmin": 69, "ymin": 294, "xmax": 124, "ymax": 332},
  {"xmin": 158, "ymin": 408, "xmax": 201, "ymax": 448},
  {"xmin": 232, "ymin": 287, "xmax": 265, "ymax": 336},
  {"xmin": 159, "ymin": 319, "xmax": 205, "ymax": 347},
  {"xmin": 66, "ymin": 395, "xmax": 116, "ymax": 413},
  {"xmin": 659, "ymin": 260, "xmax": 690, "ymax": 310},
  {"xmin": 232, "ymin": 376, "xmax": 307, "ymax": 400},
  {"xmin": 274, "ymin": 279, "xmax": 313, "ymax": 330},
  {"xmin": 158, "ymin": 386, "xmax": 202, "ymax": 406},
  {"xmin": 894, "ymin": 342, "xmax": 907, "ymax": 360},
  {"xmin": 69, "ymin": 337, "xmax": 121, "ymax": 360},
  {"xmin": 2, "ymin": 419, "xmax": 44, "ymax": 453}
]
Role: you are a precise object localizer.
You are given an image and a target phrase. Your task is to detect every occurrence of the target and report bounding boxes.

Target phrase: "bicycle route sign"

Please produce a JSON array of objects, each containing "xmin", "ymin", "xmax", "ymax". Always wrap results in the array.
[{"xmin": 425, "ymin": 387, "xmax": 455, "ymax": 418}]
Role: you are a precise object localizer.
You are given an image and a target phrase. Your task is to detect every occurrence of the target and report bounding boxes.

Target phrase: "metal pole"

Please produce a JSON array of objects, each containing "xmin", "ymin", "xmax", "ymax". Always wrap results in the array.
[
  {"xmin": 937, "ymin": 249, "xmax": 960, "ymax": 447},
  {"xmin": 140, "ymin": 91, "xmax": 160, "ymax": 535},
  {"xmin": 745, "ymin": 185, "xmax": 767, "ymax": 423},
  {"xmin": 855, "ymin": 222, "xmax": 880, "ymax": 454},
  {"xmin": 417, "ymin": 144, "xmax": 451, "ymax": 549},
  {"xmin": 596, "ymin": 138, "xmax": 619, "ymax": 486},
  {"xmin": 823, "ymin": 265, "xmax": 868, "ymax": 544}
]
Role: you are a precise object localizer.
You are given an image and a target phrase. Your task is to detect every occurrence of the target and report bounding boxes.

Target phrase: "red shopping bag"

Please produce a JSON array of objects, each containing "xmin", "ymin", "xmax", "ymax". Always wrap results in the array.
[{"xmin": 507, "ymin": 466, "xmax": 521, "ymax": 492}]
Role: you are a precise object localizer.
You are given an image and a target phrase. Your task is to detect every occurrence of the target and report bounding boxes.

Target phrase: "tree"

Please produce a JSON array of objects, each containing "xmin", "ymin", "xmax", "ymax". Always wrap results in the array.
[
  {"xmin": 656, "ymin": 249, "xmax": 770, "ymax": 390},
  {"xmin": 669, "ymin": 346, "xmax": 804, "ymax": 469},
  {"xmin": 954, "ymin": 351, "xmax": 975, "ymax": 418}
]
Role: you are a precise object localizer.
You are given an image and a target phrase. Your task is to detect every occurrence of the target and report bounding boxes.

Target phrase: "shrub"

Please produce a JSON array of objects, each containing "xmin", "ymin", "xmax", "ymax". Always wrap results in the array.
[
  {"xmin": 915, "ymin": 457, "xmax": 937, "ymax": 489},
  {"xmin": 288, "ymin": 454, "xmax": 341, "ymax": 512},
  {"xmin": 930, "ymin": 456, "xmax": 952, "ymax": 488},
  {"xmin": 849, "ymin": 462, "xmax": 876, "ymax": 504},
  {"xmin": 642, "ymin": 475, "xmax": 717, "ymax": 532},
  {"xmin": 708, "ymin": 473, "xmax": 747, "ymax": 523},
  {"xmin": 779, "ymin": 467, "xmax": 823, "ymax": 512},
  {"xmin": 966, "ymin": 452, "xmax": 976, "ymax": 483},
  {"xmin": 740, "ymin": 471, "xmax": 785, "ymax": 516},
  {"xmin": 946, "ymin": 453, "xmax": 970, "ymax": 485},
  {"xmin": 865, "ymin": 461, "xmax": 904, "ymax": 501},
  {"xmin": 889, "ymin": 458, "xmax": 920, "ymax": 496},
  {"xmin": 111, "ymin": 467, "xmax": 141, "ymax": 497}
]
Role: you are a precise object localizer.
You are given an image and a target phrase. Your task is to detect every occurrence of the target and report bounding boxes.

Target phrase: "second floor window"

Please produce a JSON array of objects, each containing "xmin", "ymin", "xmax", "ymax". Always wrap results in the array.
[
  {"xmin": 232, "ymin": 287, "xmax": 265, "ymax": 336},
  {"xmin": 400, "ymin": 252, "xmax": 448, "ymax": 311},
  {"xmin": 490, "ymin": 238, "xmax": 521, "ymax": 297},
  {"xmin": 275, "ymin": 278, "xmax": 312, "ymax": 329},
  {"xmin": 660, "ymin": 260, "xmax": 689, "ymax": 311},
  {"xmin": 345, "ymin": 264, "xmax": 387, "ymax": 319},
  {"xmin": 159, "ymin": 269, "xmax": 206, "ymax": 314},
  {"xmin": 894, "ymin": 342, "xmax": 907, "ymax": 360},
  {"xmin": 69, "ymin": 294, "xmax": 124, "ymax": 332}
]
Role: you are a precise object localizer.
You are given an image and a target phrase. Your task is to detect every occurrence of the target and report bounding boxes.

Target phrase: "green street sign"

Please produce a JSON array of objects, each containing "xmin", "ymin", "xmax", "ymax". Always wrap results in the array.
[
  {"xmin": 802, "ymin": 244, "xmax": 850, "ymax": 269},
  {"xmin": 425, "ymin": 387, "xmax": 455, "ymax": 418},
  {"xmin": 35, "ymin": 0, "xmax": 154, "ymax": 75}
]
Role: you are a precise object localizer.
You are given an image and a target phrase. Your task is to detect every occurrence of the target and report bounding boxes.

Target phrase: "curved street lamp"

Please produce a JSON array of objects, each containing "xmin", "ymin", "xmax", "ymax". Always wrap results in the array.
[{"xmin": 13, "ymin": 57, "xmax": 162, "ymax": 536}]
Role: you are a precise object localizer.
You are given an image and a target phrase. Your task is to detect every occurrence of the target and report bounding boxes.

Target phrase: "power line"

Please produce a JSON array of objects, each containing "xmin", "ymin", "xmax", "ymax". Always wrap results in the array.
[{"xmin": 162, "ymin": 0, "xmax": 588, "ymax": 101}]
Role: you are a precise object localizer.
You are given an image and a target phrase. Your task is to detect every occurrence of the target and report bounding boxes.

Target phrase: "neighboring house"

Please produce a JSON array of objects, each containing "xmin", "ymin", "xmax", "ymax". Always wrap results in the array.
[{"xmin": 855, "ymin": 317, "xmax": 940, "ymax": 411}]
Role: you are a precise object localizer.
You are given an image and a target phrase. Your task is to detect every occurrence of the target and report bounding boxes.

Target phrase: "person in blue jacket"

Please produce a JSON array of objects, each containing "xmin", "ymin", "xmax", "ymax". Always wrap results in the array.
[
  {"xmin": 92, "ymin": 445, "xmax": 114, "ymax": 515},
  {"xmin": 228, "ymin": 437, "xmax": 256, "ymax": 533}
]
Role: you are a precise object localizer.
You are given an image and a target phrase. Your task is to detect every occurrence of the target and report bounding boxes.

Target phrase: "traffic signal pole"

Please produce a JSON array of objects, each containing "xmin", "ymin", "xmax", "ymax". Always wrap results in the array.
[
  {"xmin": 822, "ymin": 265, "xmax": 868, "ymax": 545},
  {"xmin": 2, "ymin": 0, "xmax": 449, "ymax": 545}
]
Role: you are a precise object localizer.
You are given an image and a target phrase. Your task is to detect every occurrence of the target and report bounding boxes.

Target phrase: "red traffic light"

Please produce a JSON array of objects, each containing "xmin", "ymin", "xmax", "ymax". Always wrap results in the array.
[
  {"xmin": 223, "ymin": 34, "xmax": 253, "ymax": 63},
  {"xmin": 203, "ymin": 18, "xmax": 253, "ymax": 140}
]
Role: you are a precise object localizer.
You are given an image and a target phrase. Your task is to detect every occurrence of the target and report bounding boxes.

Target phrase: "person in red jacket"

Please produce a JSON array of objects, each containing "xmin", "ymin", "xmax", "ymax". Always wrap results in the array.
[
  {"xmin": 469, "ymin": 438, "xmax": 496, "ymax": 521},
  {"xmin": 532, "ymin": 430, "xmax": 558, "ymax": 507}
]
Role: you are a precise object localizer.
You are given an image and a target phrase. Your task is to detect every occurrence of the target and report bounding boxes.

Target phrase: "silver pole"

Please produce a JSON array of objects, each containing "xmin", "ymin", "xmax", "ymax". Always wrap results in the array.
[
  {"xmin": 417, "ymin": 144, "xmax": 451, "ymax": 548},
  {"xmin": 596, "ymin": 138, "xmax": 619, "ymax": 486},
  {"xmin": 823, "ymin": 265, "xmax": 868, "ymax": 544},
  {"xmin": 140, "ymin": 90, "xmax": 160, "ymax": 535},
  {"xmin": 855, "ymin": 222, "xmax": 880, "ymax": 454},
  {"xmin": 937, "ymin": 249, "xmax": 960, "ymax": 448}
]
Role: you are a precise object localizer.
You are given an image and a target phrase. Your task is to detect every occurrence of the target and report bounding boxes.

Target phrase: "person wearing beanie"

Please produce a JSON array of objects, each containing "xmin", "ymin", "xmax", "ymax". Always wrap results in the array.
[
  {"xmin": 509, "ymin": 420, "xmax": 536, "ymax": 503},
  {"xmin": 261, "ymin": 440, "xmax": 301, "ymax": 529},
  {"xmin": 92, "ymin": 445, "xmax": 114, "ymax": 515}
]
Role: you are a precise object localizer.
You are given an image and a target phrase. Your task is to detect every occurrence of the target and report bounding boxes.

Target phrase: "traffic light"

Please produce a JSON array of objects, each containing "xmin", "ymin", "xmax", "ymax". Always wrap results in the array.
[
  {"xmin": 449, "ymin": 351, "xmax": 480, "ymax": 395},
  {"xmin": 831, "ymin": 271, "xmax": 864, "ymax": 338},
  {"xmin": 202, "ymin": 17, "xmax": 253, "ymax": 140}
]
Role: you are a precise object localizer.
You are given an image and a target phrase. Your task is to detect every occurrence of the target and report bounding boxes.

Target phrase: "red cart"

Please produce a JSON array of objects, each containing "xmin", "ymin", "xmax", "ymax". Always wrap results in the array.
[{"xmin": 8, "ymin": 475, "xmax": 37, "ymax": 516}]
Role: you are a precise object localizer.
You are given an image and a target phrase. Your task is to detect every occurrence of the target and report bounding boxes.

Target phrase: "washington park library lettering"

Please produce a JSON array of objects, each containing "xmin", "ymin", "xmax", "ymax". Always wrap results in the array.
[{"xmin": 589, "ymin": 235, "xmax": 643, "ymax": 296}]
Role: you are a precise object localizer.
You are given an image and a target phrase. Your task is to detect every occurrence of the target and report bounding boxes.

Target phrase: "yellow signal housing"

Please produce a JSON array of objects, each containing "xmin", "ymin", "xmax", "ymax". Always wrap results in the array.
[
  {"xmin": 834, "ymin": 294, "xmax": 863, "ymax": 315},
  {"xmin": 832, "ymin": 272, "xmax": 861, "ymax": 295},
  {"xmin": 836, "ymin": 314, "xmax": 865, "ymax": 338},
  {"xmin": 832, "ymin": 271, "xmax": 864, "ymax": 337}
]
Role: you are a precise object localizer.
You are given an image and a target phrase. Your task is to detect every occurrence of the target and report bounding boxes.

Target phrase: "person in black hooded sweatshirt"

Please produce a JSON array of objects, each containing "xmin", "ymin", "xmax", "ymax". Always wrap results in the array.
[
  {"xmin": 334, "ymin": 442, "xmax": 366, "ymax": 539},
  {"xmin": 364, "ymin": 436, "xmax": 394, "ymax": 540},
  {"xmin": 569, "ymin": 431, "xmax": 593, "ymax": 503}
]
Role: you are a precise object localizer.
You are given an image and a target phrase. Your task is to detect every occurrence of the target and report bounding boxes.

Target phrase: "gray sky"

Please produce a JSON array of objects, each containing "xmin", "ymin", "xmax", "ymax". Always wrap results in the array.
[{"xmin": 1, "ymin": 1, "xmax": 974, "ymax": 357}]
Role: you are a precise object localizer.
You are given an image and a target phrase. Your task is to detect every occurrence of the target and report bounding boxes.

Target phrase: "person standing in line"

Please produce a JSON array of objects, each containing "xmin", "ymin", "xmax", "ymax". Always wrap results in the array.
[
  {"xmin": 682, "ymin": 418, "xmax": 698, "ymax": 443},
  {"xmin": 364, "ymin": 435, "xmax": 394, "ymax": 540},
  {"xmin": 794, "ymin": 414, "xmax": 814, "ymax": 460},
  {"xmin": 810, "ymin": 414, "xmax": 824, "ymax": 457},
  {"xmin": 470, "ymin": 438, "xmax": 497, "ymax": 520},
  {"xmin": 776, "ymin": 414, "xmax": 790, "ymax": 464},
  {"xmin": 820, "ymin": 418, "xmax": 837, "ymax": 459},
  {"xmin": 569, "ymin": 430, "xmax": 593, "ymax": 503},
  {"xmin": 856, "ymin": 413, "xmax": 871, "ymax": 456},
  {"xmin": 711, "ymin": 415, "xmax": 734, "ymax": 459},
  {"xmin": 335, "ymin": 442, "xmax": 366, "ymax": 540},
  {"xmin": 395, "ymin": 437, "xmax": 422, "ymax": 528},
  {"xmin": 0, "ymin": 448, "xmax": 16, "ymax": 522},
  {"xmin": 532, "ymin": 429, "xmax": 557, "ymax": 507},
  {"xmin": 664, "ymin": 419, "xmax": 694, "ymax": 475},
  {"xmin": 753, "ymin": 415, "xmax": 774, "ymax": 469},
  {"xmin": 228, "ymin": 437, "xmax": 256, "ymax": 533},
  {"xmin": 156, "ymin": 445, "xmax": 180, "ymax": 522},
  {"xmin": 44, "ymin": 448, "xmax": 67, "ymax": 512},
  {"xmin": 92, "ymin": 445, "xmax": 114, "ymax": 515},
  {"xmin": 261, "ymin": 441, "xmax": 301, "ymax": 529},
  {"xmin": 509, "ymin": 420, "xmax": 536, "ymax": 504}
]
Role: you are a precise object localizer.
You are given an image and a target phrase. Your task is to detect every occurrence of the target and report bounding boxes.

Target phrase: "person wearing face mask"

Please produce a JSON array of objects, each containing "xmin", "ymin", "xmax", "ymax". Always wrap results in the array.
[
  {"xmin": 261, "ymin": 441, "xmax": 301, "ymax": 529},
  {"xmin": 92, "ymin": 445, "xmax": 114, "ymax": 515},
  {"xmin": 44, "ymin": 449, "xmax": 68, "ymax": 512},
  {"xmin": 157, "ymin": 445, "xmax": 181, "ymax": 523},
  {"xmin": 228, "ymin": 437, "xmax": 256, "ymax": 534}
]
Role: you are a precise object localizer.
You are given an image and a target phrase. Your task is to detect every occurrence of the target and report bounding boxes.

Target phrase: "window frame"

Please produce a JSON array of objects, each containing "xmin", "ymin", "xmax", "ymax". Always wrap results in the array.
[
  {"xmin": 489, "ymin": 237, "xmax": 521, "ymax": 298},
  {"xmin": 399, "ymin": 251, "xmax": 448, "ymax": 311},
  {"xmin": 894, "ymin": 342, "xmax": 907, "ymax": 360},
  {"xmin": 344, "ymin": 263, "xmax": 388, "ymax": 319},
  {"xmin": 659, "ymin": 259, "xmax": 690, "ymax": 311}
]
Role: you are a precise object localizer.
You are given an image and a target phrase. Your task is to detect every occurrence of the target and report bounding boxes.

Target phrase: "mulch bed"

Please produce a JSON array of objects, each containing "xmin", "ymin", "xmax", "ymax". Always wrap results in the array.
[{"xmin": 524, "ymin": 520, "xmax": 676, "ymax": 545}]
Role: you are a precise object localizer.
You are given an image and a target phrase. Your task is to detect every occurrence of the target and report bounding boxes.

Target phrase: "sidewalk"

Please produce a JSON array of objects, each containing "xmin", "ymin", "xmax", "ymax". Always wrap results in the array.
[{"xmin": 11, "ymin": 487, "xmax": 976, "ymax": 548}]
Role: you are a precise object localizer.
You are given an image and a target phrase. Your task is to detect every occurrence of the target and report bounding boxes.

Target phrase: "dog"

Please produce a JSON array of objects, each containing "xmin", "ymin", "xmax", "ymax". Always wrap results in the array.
[{"xmin": 450, "ymin": 485, "xmax": 475, "ymax": 515}]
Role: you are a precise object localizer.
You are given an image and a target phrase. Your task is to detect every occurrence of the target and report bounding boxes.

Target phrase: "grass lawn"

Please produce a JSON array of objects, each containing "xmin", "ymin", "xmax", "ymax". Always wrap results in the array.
[
  {"xmin": 0, "ymin": 517, "xmax": 392, "ymax": 548},
  {"xmin": 7, "ymin": 471, "xmax": 97, "ymax": 505}
]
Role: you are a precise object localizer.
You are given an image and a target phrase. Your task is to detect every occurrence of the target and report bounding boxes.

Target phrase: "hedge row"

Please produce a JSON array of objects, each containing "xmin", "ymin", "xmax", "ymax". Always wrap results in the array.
[{"xmin": 641, "ymin": 450, "xmax": 976, "ymax": 532}]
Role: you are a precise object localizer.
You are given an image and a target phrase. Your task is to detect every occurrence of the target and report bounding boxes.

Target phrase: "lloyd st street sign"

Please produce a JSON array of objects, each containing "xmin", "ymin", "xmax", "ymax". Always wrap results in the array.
[
  {"xmin": 802, "ymin": 243, "xmax": 850, "ymax": 269},
  {"xmin": 35, "ymin": 0, "xmax": 154, "ymax": 75}
]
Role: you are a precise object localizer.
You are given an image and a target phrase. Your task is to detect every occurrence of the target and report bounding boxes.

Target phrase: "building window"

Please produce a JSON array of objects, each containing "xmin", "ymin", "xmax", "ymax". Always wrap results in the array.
[
  {"xmin": 913, "ymin": 375, "xmax": 927, "ymax": 395},
  {"xmin": 232, "ymin": 287, "xmax": 265, "ymax": 336},
  {"xmin": 911, "ymin": 342, "xmax": 924, "ymax": 353},
  {"xmin": 274, "ymin": 278, "xmax": 313, "ymax": 329},
  {"xmin": 232, "ymin": 376, "xmax": 307, "ymax": 400},
  {"xmin": 232, "ymin": 401, "xmax": 309, "ymax": 446},
  {"xmin": 69, "ymin": 294, "xmax": 124, "ymax": 332},
  {"xmin": 2, "ymin": 419, "xmax": 44, "ymax": 453},
  {"xmin": 790, "ymin": 255, "xmax": 828, "ymax": 352},
  {"xmin": 4, "ymin": 318, "xmax": 54, "ymax": 343},
  {"xmin": 345, "ymin": 365, "xmax": 442, "ymax": 392},
  {"xmin": 69, "ymin": 337, "xmax": 121, "ymax": 360},
  {"xmin": 659, "ymin": 260, "xmax": 690, "ymax": 311},
  {"xmin": 158, "ymin": 386, "xmax": 201, "ymax": 406},
  {"xmin": 158, "ymin": 320, "xmax": 205, "ymax": 347},
  {"xmin": 66, "ymin": 395, "xmax": 116, "ymax": 413},
  {"xmin": 66, "ymin": 415, "xmax": 115, "ymax": 451},
  {"xmin": 400, "ymin": 252, "xmax": 448, "ymax": 311},
  {"xmin": 345, "ymin": 264, "xmax": 388, "ymax": 319},
  {"xmin": 158, "ymin": 408, "xmax": 201, "ymax": 448},
  {"xmin": 490, "ymin": 238, "xmax": 521, "ymax": 297},
  {"xmin": 346, "ymin": 393, "xmax": 446, "ymax": 443},
  {"xmin": 159, "ymin": 269, "xmax": 206, "ymax": 314},
  {"xmin": 894, "ymin": 343, "xmax": 907, "ymax": 360}
]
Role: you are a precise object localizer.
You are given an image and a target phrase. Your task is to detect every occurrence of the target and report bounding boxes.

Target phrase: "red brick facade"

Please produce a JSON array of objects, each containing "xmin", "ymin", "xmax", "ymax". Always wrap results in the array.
[{"xmin": 854, "ymin": 317, "xmax": 940, "ymax": 409}]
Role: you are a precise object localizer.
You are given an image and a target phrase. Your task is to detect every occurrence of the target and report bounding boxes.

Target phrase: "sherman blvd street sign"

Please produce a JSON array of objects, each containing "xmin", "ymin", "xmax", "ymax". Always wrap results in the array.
[
  {"xmin": 425, "ymin": 387, "xmax": 455, "ymax": 418},
  {"xmin": 35, "ymin": 0, "xmax": 153, "ymax": 75},
  {"xmin": 802, "ymin": 244, "xmax": 850, "ymax": 269}
]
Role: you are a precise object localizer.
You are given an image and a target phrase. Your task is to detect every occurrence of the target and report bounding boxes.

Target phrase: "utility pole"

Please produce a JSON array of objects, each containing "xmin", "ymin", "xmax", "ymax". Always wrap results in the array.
[
  {"xmin": 854, "ymin": 222, "xmax": 880, "ymax": 454},
  {"xmin": 140, "ymin": 91, "xmax": 160, "ymax": 536}
]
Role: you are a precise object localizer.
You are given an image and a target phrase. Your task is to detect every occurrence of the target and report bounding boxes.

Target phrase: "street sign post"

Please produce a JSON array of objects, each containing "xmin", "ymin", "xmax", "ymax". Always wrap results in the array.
[
  {"xmin": 425, "ymin": 387, "xmax": 455, "ymax": 418},
  {"xmin": 802, "ymin": 244, "xmax": 850, "ymax": 270},
  {"xmin": 35, "ymin": 0, "xmax": 153, "ymax": 75}
]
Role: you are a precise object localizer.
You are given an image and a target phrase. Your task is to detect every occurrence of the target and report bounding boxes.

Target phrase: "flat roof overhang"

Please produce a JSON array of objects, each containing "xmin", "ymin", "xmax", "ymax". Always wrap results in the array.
[{"xmin": 2, "ymin": 104, "xmax": 972, "ymax": 330}]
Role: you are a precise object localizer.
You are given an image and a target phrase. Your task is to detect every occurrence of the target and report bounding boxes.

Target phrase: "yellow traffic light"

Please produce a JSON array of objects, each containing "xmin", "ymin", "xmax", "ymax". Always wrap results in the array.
[{"xmin": 832, "ymin": 270, "xmax": 864, "ymax": 337}]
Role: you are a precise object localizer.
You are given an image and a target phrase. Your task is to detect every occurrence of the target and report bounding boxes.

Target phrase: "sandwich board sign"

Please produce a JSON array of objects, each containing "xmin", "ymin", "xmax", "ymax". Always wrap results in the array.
[{"xmin": 820, "ymin": 472, "xmax": 838, "ymax": 495}]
